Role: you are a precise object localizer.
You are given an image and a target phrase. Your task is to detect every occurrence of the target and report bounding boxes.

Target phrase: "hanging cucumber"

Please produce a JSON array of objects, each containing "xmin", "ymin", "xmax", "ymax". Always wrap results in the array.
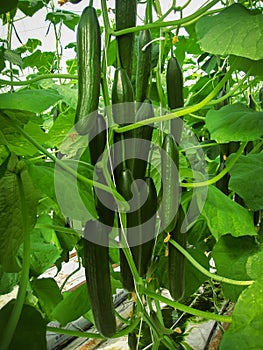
[
  {"xmin": 160, "ymin": 134, "xmax": 179, "ymax": 233},
  {"xmin": 112, "ymin": 67, "xmax": 135, "ymax": 177},
  {"xmin": 168, "ymin": 204, "xmax": 186, "ymax": 301},
  {"xmin": 128, "ymin": 99, "xmax": 154, "ymax": 180},
  {"xmin": 115, "ymin": 0, "xmax": 137, "ymax": 78},
  {"xmin": 138, "ymin": 176, "xmax": 157, "ymax": 277},
  {"xmin": 116, "ymin": 167, "xmax": 142, "ymax": 291},
  {"xmin": 166, "ymin": 56, "xmax": 184, "ymax": 141},
  {"xmin": 74, "ymin": 6, "xmax": 101, "ymax": 135},
  {"xmin": 88, "ymin": 113, "xmax": 115, "ymax": 228},
  {"xmin": 83, "ymin": 220, "xmax": 116, "ymax": 337},
  {"xmin": 135, "ymin": 29, "xmax": 152, "ymax": 104}
]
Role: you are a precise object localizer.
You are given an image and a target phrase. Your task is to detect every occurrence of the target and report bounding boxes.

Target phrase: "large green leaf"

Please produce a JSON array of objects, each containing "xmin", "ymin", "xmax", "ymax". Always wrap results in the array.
[
  {"xmin": 23, "ymin": 50, "xmax": 56, "ymax": 73},
  {"xmin": 246, "ymin": 248, "xmax": 263, "ymax": 280},
  {"xmin": 46, "ymin": 10, "xmax": 79, "ymax": 31},
  {"xmin": 228, "ymin": 154, "xmax": 263, "ymax": 211},
  {"xmin": 0, "ymin": 265, "xmax": 20, "ymax": 295},
  {"xmin": 0, "ymin": 300, "xmax": 47, "ymax": 350},
  {"xmin": 220, "ymin": 279, "xmax": 263, "ymax": 350},
  {"xmin": 212, "ymin": 235, "xmax": 258, "ymax": 301},
  {"xmin": 0, "ymin": 89, "xmax": 62, "ymax": 113},
  {"xmin": 0, "ymin": 159, "xmax": 39, "ymax": 272},
  {"xmin": 196, "ymin": 4, "xmax": 263, "ymax": 60},
  {"xmin": 229, "ymin": 56, "xmax": 263, "ymax": 76},
  {"xmin": 206, "ymin": 103, "xmax": 263, "ymax": 143},
  {"xmin": 0, "ymin": 114, "xmax": 48, "ymax": 156},
  {"xmin": 52, "ymin": 283, "xmax": 90, "ymax": 326},
  {"xmin": 28, "ymin": 161, "xmax": 97, "ymax": 222},
  {"xmin": 18, "ymin": 0, "xmax": 49, "ymax": 16},
  {"xmin": 200, "ymin": 186, "xmax": 256, "ymax": 241},
  {"xmin": 31, "ymin": 277, "xmax": 63, "ymax": 320},
  {"xmin": 29, "ymin": 230, "xmax": 60, "ymax": 276}
]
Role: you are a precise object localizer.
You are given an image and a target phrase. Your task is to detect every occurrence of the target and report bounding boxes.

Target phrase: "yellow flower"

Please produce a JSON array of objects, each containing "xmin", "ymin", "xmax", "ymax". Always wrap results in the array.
[{"xmin": 172, "ymin": 36, "xmax": 179, "ymax": 45}]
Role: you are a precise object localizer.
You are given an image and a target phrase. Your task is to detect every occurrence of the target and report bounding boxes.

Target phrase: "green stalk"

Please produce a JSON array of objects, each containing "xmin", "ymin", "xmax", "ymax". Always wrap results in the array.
[
  {"xmin": 144, "ymin": 290, "xmax": 232, "ymax": 323},
  {"xmin": 0, "ymin": 173, "xmax": 30, "ymax": 350},
  {"xmin": 0, "ymin": 74, "xmax": 77, "ymax": 86},
  {"xmin": 169, "ymin": 239, "xmax": 254, "ymax": 286},
  {"xmin": 46, "ymin": 326, "xmax": 105, "ymax": 339},
  {"xmin": 115, "ymin": 66, "xmax": 234, "ymax": 133},
  {"xmin": 113, "ymin": 0, "xmax": 221, "ymax": 36},
  {"xmin": 181, "ymin": 142, "xmax": 247, "ymax": 188}
]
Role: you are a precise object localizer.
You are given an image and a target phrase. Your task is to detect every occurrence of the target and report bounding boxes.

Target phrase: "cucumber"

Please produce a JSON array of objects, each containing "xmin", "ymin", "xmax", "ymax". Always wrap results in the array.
[
  {"xmin": 83, "ymin": 220, "xmax": 116, "ymax": 337},
  {"xmin": 168, "ymin": 205, "xmax": 186, "ymax": 301},
  {"xmin": 115, "ymin": 0, "xmax": 137, "ymax": 78},
  {"xmin": 160, "ymin": 134, "xmax": 179, "ymax": 233},
  {"xmin": 135, "ymin": 29, "xmax": 152, "ymax": 104},
  {"xmin": 89, "ymin": 113, "xmax": 107, "ymax": 165},
  {"xmin": 74, "ymin": 6, "xmax": 101, "ymax": 135},
  {"xmin": 127, "ymin": 99, "xmax": 154, "ymax": 180},
  {"xmin": 116, "ymin": 167, "xmax": 142, "ymax": 291},
  {"xmin": 166, "ymin": 56, "xmax": 184, "ymax": 142},
  {"xmin": 138, "ymin": 176, "xmax": 157, "ymax": 277}
]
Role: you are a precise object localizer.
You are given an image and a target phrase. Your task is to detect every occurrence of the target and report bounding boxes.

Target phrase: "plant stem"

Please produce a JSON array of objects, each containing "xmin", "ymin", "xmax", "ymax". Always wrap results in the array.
[
  {"xmin": 115, "ymin": 67, "xmax": 234, "ymax": 133},
  {"xmin": 169, "ymin": 239, "xmax": 254, "ymax": 286},
  {"xmin": 0, "ymin": 74, "xmax": 77, "ymax": 86},
  {"xmin": 0, "ymin": 173, "xmax": 30, "ymax": 350},
  {"xmin": 113, "ymin": 0, "xmax": 221, "ymax": 36},
  {"xmin": 181, "ymin": 142, "xmax": 247, "ymax": 188},
  {"xmin": 144, "ymin": 290, "xmax": 233, "ymax": 323},
  {"xmin": 46, "ymin": 326, "xmax": 105, "ymax": 339}
]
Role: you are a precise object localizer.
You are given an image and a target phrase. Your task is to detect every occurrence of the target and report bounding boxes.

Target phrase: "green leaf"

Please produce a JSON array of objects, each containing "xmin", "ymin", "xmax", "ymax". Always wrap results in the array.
[
  {"xmin": 0, "ymin": 114, "xmax": 47, "ymax": 156},
  {"xmin": 31, "ymin": 277, "xmax": 63, "ymax": 320},
  {"xmin": 0, "ymin": 0, "xmax": 18, "ymax": 14},
  {"xmin": 0, "ymin": 265, "xmax": 20, "ymax": 295},
  {"xmin": 28, "ymin": 161, "xmax": 97, "ymax": 222},
  {"xmin": 46, "ymin": 10, "xmax": 79, "ymax": 31},
  {"xmin": 16, "ymin": 38, "xmax": 42, "ymax": 54},
  {"xmin": 228, "ymin": 154, "xmax": 263, "ymax": 210},
  {"xmin": 212, "ymin": 235, "xmax": 258, "ymax": 301},
  {"xmin": 196, "ymin": 4, "xmax": 263, "ymax": 60},
  {"xmin": 0, "ymin": 163, "xmax": 39, "ymax": 272},
  {"xmin": 201, "ymin": 186, "xmax": 256, "ymax": 241},
  {"xmin": 47, "ymin": 111, "xmax": 75, "ymax": 148},
  {"xmin": 206, "ymin": 103, "xmax": 263, "ymax": 143},
  {"xmin": 220, "ymin": 279, "xmax": 263, "ymax": 350},
  {"xmin": 54, "ymin": 85, "xmax": 78, "ymax": 109},
  {"xmin": 0, "ymin": 89, "xmax": 62, "ymax": 113},
  {"xmin": 29, "ymin": 230, "xmax": 60, "ymax": 276},
  {"xmin": 0, "ymin": 300, "xmax": 47, "ymax": 350},
  {"xmin": 52, "ymin": 283, "xmax": 90, "ymax": 326},
  {"xmin": 246, "ymin": 248, "xmax": 263, "ymax": 280},
  {"xmin": 18, "ymin": 0, "xmax": 49, "ymax": 17},
  {"xmin": 23, "ymin": 50, "xmax": 56, "ymax": 73},
  {"xmin": 229, "ymin": 55, "xmax": 263, "ymax": 76},
  {"xmin": 4, "ymin": 48, "xmax": 23, "ymax": 67}
]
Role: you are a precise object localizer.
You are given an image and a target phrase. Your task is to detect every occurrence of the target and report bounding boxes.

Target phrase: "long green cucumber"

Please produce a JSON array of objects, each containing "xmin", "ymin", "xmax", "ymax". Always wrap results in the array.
[
  {"xmin": 83, "ymin": 220, "xmax": 116, "ymax": 337},
  {"xmin": 137, "ymin": 176, "xmax": 157, "ymax": 277},
  {"xmin": 135, "ymin": 29, "xmax": 152, "ymax": 104},
  {"xmin": 74, "ymin": 6, "xmax": 101, "ymax": 135},
  {"xmin": 160, "ymin": 134, "xmax": 179, "ymax": 233},
  {"xmin": 116, "ymin": 167, "xmax": 142, "ymax": 291},
  {"xmin": 115, "ymin": 0, "xmax": 137, "ymax": 78},
  {"xmin": 127, "ymin": 99, "xmax": 154, "ymax": 180},
  {"xmin": 168, "ymin": 204, "xmax": 186, "ymax": 301},
  {"xmin": 166, "ymin": 56, "xmax": 184, "ymax": 142}
]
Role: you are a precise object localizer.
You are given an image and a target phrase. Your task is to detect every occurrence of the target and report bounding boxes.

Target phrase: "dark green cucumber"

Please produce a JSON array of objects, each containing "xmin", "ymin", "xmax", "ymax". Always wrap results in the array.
[
  {"xmin": 83, "ymin": 220, "xmax": 116, "ymax": 337},
  {"xmin": 112, "ymin": 67, "xmax": 135, "ymax": 177},
  {"xmin": 135, "ymin": 29, "xmax": 152, "ymax": 104},
  {"xmin": 89, "ymin": 113, "xmax": 107, "ymax": 165},
  {"xmin": 137, "ymin": 176, "xmax": 157, "ymax": 277},
  {"xmin": 168, "ymin": 204, "xmax": 186, "ymax": 301},
  {"xmin": 166, "ymin": 56, "xmax": 184, "ymax": 141},
  {"xmin": 116, "ymin": 167, "xmax": 142, "ymax": 291},
  {"xmin": 127, "ymin": 99, "xmax": 154, "ymax": 180},
  {"xmin": 74, "ymin": 6, "xmax": 101, "ymax": 135},
  {"xmin": 160, "ymin": 134, "xmax": 179, "ymax": 233},
  {"xmin": 89, "ymin": 114, "xmax": 115, "ymax": 228},
  {"xmin": 112, "ymin": 67, "xmax": 135, "ymax": 126},
  {"xmin": 115, "ymin": 0, "xmax": 137, "ymax": 78}
]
